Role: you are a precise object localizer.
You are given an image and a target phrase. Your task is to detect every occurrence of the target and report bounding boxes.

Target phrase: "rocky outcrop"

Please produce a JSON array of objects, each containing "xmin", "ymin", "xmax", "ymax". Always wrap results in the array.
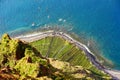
[
  {"xmin": 0, "ymin": 34, "xmax": 112, "ymax": 79},
  {"xmin": 0, "ymin": 34, "xmax": 51, "ymax": 79}
]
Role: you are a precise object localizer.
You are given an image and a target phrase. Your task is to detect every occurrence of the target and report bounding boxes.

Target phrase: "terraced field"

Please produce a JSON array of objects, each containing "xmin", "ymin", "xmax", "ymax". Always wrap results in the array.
[{"xmin": 30, "ymin": 36, "xmax": 110, "ymax": 78}]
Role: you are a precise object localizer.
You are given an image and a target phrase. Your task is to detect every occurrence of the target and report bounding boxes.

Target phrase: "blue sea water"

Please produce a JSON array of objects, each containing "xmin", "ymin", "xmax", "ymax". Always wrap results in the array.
[{"xmin": 0, "ymin": 0, "xmax": 120, "ymax": 69}]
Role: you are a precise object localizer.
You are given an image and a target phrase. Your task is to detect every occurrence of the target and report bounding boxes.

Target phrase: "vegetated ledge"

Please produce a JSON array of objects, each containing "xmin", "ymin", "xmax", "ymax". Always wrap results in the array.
[
  {"xmin": 0, "ymin": 32, "xmax": 116, "ymax": 79},
  {"xmin": 14, "ymin": 30, "xmax": 119, "ymax": 79}
]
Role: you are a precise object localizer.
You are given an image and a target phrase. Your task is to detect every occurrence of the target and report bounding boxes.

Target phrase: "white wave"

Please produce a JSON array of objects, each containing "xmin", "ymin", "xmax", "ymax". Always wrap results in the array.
[{"xmin": 58, "ymin": 18, "xmax": 63, "ymax": 21}]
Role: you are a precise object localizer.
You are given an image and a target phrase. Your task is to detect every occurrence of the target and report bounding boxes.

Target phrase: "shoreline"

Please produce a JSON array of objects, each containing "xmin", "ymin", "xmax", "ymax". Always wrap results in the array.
[{"xmin": 14, "ymin": 30, "xmax": 120, "ymax": 79}]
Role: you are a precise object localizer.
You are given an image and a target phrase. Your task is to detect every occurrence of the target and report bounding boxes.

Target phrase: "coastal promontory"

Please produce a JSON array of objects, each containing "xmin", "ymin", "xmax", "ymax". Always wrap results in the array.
[{"xmin": 0, "ymin": 33, "xmax": 112, "ymax": 79}]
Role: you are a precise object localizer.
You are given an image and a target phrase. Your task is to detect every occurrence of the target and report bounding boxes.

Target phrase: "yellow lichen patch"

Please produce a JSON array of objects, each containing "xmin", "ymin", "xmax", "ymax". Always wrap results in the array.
[
  {"xmin": 65, "ymin": 40, "xmax": 69, "ymax": 45},
  {"xmin": 71, "ymin": 73, "xmax": 86, "ymax": 78},
  {"xmin": 36, "ymin": 76, "xmax": 52, "ymax": 80},
  {"xmin": 14, "ymin": 57, "xmax": 40, "ymax": 78},
  {"xmin": 0, "ymin": 70, "xmax": 19, "ymax": 80}
]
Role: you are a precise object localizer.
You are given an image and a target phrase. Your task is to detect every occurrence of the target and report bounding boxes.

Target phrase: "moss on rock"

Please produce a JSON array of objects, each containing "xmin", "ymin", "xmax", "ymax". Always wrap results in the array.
[
  {"xmin": 0, "ymin": 34, "xmax": 26, "ymax": 69},
  {"xmin": 14, "ymin": 57, "xmax": 40, "ymax": 78}
]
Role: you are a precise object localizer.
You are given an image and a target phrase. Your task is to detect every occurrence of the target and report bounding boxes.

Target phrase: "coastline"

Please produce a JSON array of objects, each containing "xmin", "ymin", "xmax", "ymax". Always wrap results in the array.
[{"xmin": 14, "ymin": 30, "xmax": 120, "ymax": 79}]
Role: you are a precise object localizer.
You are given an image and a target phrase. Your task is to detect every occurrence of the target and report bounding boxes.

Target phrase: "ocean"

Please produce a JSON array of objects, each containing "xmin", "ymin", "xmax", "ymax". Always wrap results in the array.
[{"xmin": 0, "ymin": 0, "xmax": 120, "ymax": 69}]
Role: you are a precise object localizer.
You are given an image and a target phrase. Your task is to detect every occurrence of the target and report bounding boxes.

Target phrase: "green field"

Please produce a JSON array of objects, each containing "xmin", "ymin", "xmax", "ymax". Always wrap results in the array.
[{"xmin": 30, "ymin": 36, "xmax": 110, "ymax": 78}]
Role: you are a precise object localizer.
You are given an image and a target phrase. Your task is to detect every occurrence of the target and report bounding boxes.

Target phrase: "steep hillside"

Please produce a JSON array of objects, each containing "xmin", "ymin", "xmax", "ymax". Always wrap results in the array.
[{"xmin": 0, "ymin": 34, "xmax": 111, "ymax": 80}]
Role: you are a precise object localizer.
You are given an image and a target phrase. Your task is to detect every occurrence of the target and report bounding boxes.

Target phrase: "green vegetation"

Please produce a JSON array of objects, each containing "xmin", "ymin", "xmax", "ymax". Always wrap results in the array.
[
  {"xmin": 0, "ymin": 34, "xmax": 52, "ymax": 79},
  {"xmin": 30, "ymin": 36, "xmax": 111, "ymax": 79},
  {"xmin": 0, "ymin": 34, "xmax": 111, "ymax": 79}
]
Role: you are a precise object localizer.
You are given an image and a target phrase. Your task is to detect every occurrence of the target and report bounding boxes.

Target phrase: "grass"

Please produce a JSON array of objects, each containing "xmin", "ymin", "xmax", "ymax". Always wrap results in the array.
[{"xmin": 30, "ymin": 36, "xmax": 110, "ymax": 78}]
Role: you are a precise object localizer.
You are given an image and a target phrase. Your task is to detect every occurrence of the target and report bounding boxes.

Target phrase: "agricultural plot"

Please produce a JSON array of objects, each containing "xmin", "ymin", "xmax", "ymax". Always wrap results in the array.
[{"xmin": 30, "ymin": 36, "xmax": 109, "ymax": 77}]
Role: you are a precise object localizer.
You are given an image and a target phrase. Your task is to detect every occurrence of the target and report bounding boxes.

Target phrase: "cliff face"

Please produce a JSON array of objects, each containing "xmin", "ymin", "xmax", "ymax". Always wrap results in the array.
[
  {"xmin": 0, "ymin": 34, "xmax": 50, "ymax": 79},
  {"xmin": 0, "ymin": 34, "xmax": 111, "ymax": 80}
]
